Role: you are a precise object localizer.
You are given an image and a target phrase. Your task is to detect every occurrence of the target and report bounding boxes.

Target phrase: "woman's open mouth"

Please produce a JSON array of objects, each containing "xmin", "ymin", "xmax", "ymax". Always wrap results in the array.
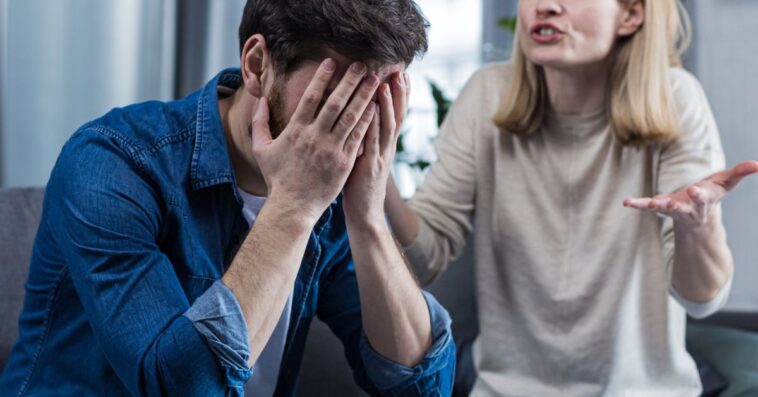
[{"xmin": 531, "ymin": 23, "xmax": 563, "ymax": 44}]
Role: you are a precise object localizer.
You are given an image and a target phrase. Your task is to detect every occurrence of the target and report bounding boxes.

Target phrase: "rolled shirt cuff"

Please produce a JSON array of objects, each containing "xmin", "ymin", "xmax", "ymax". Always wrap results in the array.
[
  {"xmin": 359, "ymin": 290, "xmax": 454, "ymax": 391},
  {"xmin": 183, "ymin": 280, "xmax": 253, "ymax": 385}
]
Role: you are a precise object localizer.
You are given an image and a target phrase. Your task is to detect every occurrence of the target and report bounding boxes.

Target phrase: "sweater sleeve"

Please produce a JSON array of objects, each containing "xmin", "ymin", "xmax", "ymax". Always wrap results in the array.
[
  {"xmin": 405, "ymin": 68, "xmax": 490, "ymax": 285},
  {"xmin": 657, "ymin": 68, "xmax": 729, "ymax": 318}
]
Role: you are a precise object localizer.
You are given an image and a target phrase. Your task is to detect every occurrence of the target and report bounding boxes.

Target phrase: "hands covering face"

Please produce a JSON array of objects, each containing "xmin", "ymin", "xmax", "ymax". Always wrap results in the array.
[
  {"xmin": 342, "ymin": 70, "xmax": 410, "ymax": 224},
  {"xmin": 250, "ymin": 58, "xmax": 409, "ymax": 225}
]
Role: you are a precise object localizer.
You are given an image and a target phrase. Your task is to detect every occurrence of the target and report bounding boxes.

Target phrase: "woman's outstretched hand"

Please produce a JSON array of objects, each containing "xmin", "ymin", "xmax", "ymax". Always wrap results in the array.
[{"xmin": 623, "ymin": 161, "xmax": 758, "ymax": 226}]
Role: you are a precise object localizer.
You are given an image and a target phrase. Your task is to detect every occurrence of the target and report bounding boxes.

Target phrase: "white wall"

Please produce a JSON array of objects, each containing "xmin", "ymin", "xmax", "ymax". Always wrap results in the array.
[
  {"xmin": 0, "ymin": 0, "xmax": 7, "ymax": 187},
  {"xmin": 688, "ymin": 1, "xmax": 758, "ymax": 312}
]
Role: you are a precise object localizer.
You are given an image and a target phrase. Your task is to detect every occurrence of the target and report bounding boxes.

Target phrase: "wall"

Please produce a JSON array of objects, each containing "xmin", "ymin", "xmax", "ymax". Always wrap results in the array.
[
  {"xmin": 687, "ymin": 1, "xmax": 758, "ymax": 311},
  {"xmin": 0, "ymin": 0, "xmax": 7, "ymax": 186}
]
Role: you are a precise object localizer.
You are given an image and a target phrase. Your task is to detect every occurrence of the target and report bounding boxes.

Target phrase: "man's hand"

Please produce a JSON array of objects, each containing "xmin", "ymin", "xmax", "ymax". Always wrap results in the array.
[
  {"xmin": 343, "ymin": 72, "xmax": 410, "ymax": 225},
  {"xmin": 338, "ymin": 72, "xmax": 434, "ymax": 366},
  {"xmin": 252, "ymin": 59, "xmax": 381, "ymax": 224},
  {"xmin": 623, "ymin": 160, "xmax": 758, "ymax": 227}
]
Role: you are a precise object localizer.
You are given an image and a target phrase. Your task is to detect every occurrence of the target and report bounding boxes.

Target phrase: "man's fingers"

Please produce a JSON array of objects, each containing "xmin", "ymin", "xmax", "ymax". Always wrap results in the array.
[
  {"xmin": 292, "ymin": 58, "xmax": 337, "ymax": 124},
  {"xmin": 315, "ymin": 62, "xmax": 369, "ymax": 131},
  {"xmin": 377, "ymin": 84, "xmax": 397, "ymax": 154},
  {"xmin": 404, "ymin": 73, "xmax": 412, "ymax": 105},
  {"xmin": 251, "ymin": 97, "xmax": 272, "ymax": 154},
  {"xmin": 391, "ymin": 72, "xmax": 407, "ymax": 130},
  {"xmin": 366, "ymin": 109, "xmax": 381, "ymax": 157},
  {"xmin": 331, "ymin": 74, "xmax": 380, "ymax": 143},
  {"xmin": 344, "ymin": 103, "xmax": 377, "ymax": 158}
]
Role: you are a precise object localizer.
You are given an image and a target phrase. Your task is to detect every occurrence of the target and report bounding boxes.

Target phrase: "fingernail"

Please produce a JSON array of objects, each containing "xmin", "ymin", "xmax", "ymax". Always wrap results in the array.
[
  {"xmin": 383, "ymin": 83, "xmax": 391, "ymax": 96},
  {"xmin": 351, "ymin": 62, "xmax": 367, "ymax": 74},
  {"xmin": 323, "ymin": 58, "xmax": 336, "ymax": 71},
  {"xmin": 396, "ymin": 73, "xmax": 404, "ymax": 87}
]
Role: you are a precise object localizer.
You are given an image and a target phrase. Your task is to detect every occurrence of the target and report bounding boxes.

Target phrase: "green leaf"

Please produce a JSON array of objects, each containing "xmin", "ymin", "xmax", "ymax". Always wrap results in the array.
[
  {"xmin": 413, "ymin": 160, "xmax": 432, "ymax": 171},
  {"xmin": 498, "ymin": 17, "xmax": 517, "ymax": 33},
  {"xmin": 428, "ymin": 80, "xmax": 452, "ymax": 128},
  {"xmin": 396, "ymin": 131, "xmax": 405, "ymax": 153}
]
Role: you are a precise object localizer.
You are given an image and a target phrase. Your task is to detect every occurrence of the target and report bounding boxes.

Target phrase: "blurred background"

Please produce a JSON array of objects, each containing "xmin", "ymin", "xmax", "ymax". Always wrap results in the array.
[{"xmin": 0, "ymin": 0, "xmax": 756, "ymax": 311}]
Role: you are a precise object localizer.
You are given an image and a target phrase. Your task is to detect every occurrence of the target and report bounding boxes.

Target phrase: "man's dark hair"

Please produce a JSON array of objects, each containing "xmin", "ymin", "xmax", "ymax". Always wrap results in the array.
[{"xmin": 238, "ymin": 0, "xmax": 429, "ymax": 73}]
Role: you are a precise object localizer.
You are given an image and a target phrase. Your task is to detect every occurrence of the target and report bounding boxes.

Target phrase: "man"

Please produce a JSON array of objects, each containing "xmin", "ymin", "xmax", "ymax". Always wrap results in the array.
[{"xmin": 0, "ymin": 1, "xmax": 455, "ymax": 395}]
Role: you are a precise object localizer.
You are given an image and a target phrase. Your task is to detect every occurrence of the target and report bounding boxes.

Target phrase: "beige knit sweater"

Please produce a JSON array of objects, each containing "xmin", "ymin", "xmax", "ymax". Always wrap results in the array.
[{"xmin": 405, "ymin": 62, "xmax": 729, "ymax": 396}]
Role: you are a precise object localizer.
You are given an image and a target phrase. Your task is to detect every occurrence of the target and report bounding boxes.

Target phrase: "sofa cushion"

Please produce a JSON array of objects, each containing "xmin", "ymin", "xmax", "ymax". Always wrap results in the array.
[
  {"xmin": 687, "ymin": 323, "xmax": 758, "ymax": 397},
  {"xmin": 0, "ymin": 187, "xmax": 45, "ymax": 371}
]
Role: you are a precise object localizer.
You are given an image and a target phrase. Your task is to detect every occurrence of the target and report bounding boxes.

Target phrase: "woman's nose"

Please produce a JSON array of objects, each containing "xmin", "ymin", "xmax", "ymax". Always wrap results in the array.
[{"xmin": 535, "ymin": 0, "xmax": 562, "ymax": 19}]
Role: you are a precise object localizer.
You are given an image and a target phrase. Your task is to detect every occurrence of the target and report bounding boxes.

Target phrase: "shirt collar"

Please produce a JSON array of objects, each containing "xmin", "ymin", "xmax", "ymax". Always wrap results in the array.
[{"xmin": 190, "ymin": 68, "xmax": 244, "ymax": 190}]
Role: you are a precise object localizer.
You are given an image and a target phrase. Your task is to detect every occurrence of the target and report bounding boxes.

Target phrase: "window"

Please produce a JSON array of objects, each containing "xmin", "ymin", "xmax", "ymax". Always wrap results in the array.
[{"xmin": 397, "ymin": 0, "xmax": 483, "ymax": 198}]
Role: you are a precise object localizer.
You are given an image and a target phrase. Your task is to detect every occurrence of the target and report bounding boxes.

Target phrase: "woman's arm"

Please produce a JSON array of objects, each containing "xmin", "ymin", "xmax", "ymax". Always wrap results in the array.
[
  {"xmin": 383, "ymin": 67, "xmax": 491, "ymax": 284},
  {"xmin": 624, "ymin": 69, "xmax": 751, "ymax": 318},
  {"xmin": 385, "ymin": 178, "xmax": 420, "ymax": 247},
  {"xmin": 625, "ymin": 161, "xmax": 758, "ymax": 304}
]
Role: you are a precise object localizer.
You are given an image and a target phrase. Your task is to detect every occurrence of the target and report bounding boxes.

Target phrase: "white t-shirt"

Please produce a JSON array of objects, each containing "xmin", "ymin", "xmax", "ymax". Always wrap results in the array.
[{"xmin": 237, "ymin": 187, "xmax": 294, "ymax": 396}]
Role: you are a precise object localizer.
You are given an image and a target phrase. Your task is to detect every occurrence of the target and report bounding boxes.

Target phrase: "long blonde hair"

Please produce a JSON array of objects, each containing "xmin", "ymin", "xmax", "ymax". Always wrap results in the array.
[{"xmin": 493, "ymin": 0, "xmax": 691, "ymax": 145}]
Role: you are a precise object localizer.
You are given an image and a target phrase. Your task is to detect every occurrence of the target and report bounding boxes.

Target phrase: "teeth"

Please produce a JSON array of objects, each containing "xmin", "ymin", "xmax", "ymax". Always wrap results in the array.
[{"xmin": 539, "ymin": 27, "xmax": 555, "ymax": 36}]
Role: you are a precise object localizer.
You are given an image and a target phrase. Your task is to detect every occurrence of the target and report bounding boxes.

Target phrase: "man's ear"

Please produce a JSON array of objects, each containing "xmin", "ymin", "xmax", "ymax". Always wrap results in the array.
[
  {"xmin": 617, "ymin": 0, "xmax": 644, "ymax": 37},
  {"xmin": 240, "ymin": 33, "xmax": 272, "ymax": 97}
]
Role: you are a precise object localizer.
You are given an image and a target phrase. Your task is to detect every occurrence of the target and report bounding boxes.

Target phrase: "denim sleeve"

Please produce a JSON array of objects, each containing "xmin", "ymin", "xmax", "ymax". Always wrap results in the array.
[
  {"xmin": 317, "ymin": 247, "xmax": 455, "ymax": 396},
  {"xmin": 47, "ymin": 130, "xmax": 246, "ymax": 396},
  {"xmin": 184, "ymin": 281, "xmax": 253, "ymax": 379},
  {"xmin": 358, "ymin": 291, "xmax": 454, "ymax": 392}
]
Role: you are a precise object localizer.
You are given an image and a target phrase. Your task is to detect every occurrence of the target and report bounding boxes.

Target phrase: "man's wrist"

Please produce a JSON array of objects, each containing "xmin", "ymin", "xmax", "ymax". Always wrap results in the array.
[
  {"xmin": 345, "ymin": 208, "xmax": 388, "ymax": 234},
  {"xmin": 263, "ymin": 193, "xmax": 324, "ymax": 232}
]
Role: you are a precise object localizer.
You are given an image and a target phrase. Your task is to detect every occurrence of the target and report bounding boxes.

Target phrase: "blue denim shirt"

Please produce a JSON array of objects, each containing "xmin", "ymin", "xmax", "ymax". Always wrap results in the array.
[{"xmin": 0, "ymin": 69, "xmax": 455, "ymax": 396}]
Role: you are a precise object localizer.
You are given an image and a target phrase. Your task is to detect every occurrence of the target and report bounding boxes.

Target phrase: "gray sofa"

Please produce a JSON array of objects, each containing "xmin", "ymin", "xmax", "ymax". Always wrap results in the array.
[{"xmin": 1, "ymin": 187, "xmax": 756, "ymax": 396}]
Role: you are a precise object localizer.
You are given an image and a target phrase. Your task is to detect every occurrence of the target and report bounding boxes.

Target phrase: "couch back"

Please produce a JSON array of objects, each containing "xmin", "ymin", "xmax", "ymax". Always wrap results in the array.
[{"xmin": 0, "ymin": 188, "xmax": 45, "ymax": 369}]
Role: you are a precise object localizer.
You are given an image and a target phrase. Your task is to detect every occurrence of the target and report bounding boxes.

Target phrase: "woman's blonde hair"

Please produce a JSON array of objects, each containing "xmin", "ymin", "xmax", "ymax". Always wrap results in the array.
[{"xmin": 493, "ymin": 0, "xmax": 691, "ymax": 145}]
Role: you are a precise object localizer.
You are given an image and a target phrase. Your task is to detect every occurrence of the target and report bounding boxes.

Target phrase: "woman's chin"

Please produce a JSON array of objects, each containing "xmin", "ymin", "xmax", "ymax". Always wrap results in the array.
[
  {"xmin": 524, "ymin": 48, "xmax": 567, "ymax": 66},
  {"xmin": 527, "ymin": 56, "xmax": 568, "ymax": 69}
]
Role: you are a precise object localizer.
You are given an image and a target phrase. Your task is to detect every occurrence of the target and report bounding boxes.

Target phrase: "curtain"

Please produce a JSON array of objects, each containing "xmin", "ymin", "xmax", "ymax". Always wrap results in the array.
[
  {"xmin": 0, "ymin": 0, "xmax": 176, "ymax": 187},
  {"xmin": 0, "ymin": 0, "xmax": 246, "ymax": 188}
]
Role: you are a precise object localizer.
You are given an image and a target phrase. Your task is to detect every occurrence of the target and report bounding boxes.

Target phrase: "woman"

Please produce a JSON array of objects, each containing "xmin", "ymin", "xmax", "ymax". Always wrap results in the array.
[{"xmin": 386, "ymin": 0, "xmax": 758, "ymax": 395}]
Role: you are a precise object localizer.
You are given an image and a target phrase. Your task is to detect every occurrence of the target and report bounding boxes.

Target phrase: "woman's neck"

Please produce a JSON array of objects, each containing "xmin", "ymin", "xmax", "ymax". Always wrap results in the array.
[{"xmin": 543, "ymin": 61, "xmax": 609, "ymax": 115}]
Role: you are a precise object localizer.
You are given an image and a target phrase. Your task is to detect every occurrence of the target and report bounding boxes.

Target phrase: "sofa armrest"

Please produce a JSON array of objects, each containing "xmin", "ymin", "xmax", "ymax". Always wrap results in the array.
[{"xmin": 690, "ymin": 311, "xmax": 758, "ymax": 333}]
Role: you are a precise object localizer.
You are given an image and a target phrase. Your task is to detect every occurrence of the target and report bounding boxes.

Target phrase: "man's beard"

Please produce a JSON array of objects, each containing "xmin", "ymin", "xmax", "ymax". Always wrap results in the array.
[
  {"xmin": 267, "ymin": 78, "xmax": 288, "ymax": 139},
  {"xmin": 248, "ymin": 77, "xmax": 288, "ymax": 140}
]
